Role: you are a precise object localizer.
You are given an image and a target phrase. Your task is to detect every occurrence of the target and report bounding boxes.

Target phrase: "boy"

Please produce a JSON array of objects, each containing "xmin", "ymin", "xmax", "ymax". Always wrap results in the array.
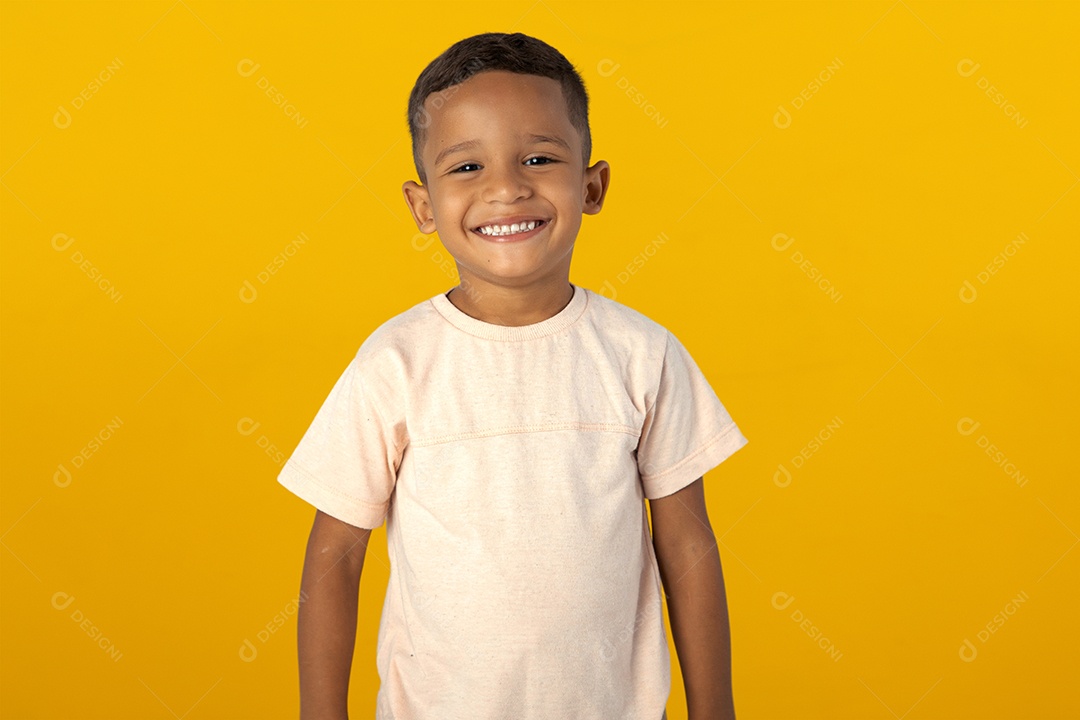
[{"xmin": 278, "ymin": 32, "xmax": 748, "ymax": 720}]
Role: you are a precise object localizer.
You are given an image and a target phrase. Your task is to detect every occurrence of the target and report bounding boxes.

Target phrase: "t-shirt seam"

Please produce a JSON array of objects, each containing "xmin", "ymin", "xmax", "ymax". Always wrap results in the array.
[
  {"xmin": 283, "ymin": 459, "xmax": 388, "ymax": 511},
  {"xmin": 639, "ymin": 421, "xmax": 741, "ymax": 483},
  {"xmin": 411, "ymin": 422, "xmax": 639, "ymax": 448},
  {"xmin": 353, "ymin": 354, "xmax": 405, "ymax": 462},
  {"xmin": 643, "ymin": 329, "xmax": 673, "ymax": 420}
]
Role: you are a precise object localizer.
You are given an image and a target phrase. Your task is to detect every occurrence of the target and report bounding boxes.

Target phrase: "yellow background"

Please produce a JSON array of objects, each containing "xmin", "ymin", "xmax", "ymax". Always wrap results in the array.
[{"xmin": 2, "ymin": 1, "xmax": 1077, "ymax": 718}]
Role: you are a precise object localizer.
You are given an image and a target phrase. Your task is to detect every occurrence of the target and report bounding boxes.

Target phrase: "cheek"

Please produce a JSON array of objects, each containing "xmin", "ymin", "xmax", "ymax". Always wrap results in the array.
[
  {"xmin": 431, "ymin": 193, "xmax": 471, "ymax": 222},
  {"xmin": 553, "ymin": 187, "xmax": 584, "ymax": 213},
  {"xmin": 538, "ymin": 176, "xmax": 582, "ymax": 208}
]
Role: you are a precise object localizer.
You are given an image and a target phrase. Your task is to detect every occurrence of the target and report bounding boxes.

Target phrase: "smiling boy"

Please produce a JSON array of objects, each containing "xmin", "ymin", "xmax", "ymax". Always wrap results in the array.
[{"xmin": 278, "ymin": 32, "xmax": 748, "ymax": 720}]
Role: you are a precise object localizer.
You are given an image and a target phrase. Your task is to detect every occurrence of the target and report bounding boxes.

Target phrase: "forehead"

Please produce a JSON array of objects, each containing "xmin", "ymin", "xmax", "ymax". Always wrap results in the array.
[{"xmin": 421, "ymin": 70, "xmax": 576, "ymax": 150}]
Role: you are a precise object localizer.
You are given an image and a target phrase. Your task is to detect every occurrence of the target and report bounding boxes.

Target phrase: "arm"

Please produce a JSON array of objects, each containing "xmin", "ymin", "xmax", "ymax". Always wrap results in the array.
[
  {"xmin": 297, "ymin": 509, "xmax": 372, "ymax": 720},
  {"xmin": 649, "ymin": 477, "xmax": 736, "ymax": 720}
]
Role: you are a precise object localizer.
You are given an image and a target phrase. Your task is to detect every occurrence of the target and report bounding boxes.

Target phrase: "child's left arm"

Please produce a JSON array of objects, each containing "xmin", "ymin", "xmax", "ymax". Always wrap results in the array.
[{"xmin": 650, "ymin": 476, "xmax": 736, "ymax": 720}]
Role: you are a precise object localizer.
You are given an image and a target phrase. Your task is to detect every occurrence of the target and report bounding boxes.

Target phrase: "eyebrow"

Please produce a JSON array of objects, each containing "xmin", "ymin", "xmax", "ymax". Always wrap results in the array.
[{"xmin": 433, "ymin": 134, "xmax": 572, "ymax": 169}]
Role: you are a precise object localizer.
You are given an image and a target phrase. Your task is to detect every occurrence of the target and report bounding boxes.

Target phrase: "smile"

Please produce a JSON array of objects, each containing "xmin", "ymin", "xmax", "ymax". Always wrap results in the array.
[{"xmin": 473, "ymin": 220, "xmax": 544, "ymax": 239}]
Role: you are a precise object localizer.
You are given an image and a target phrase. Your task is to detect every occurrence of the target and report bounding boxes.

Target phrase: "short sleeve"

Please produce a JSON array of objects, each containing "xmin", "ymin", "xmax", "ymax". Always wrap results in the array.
[
  {"xmin": 277, "ymin": 352, "xmax": 404, "ymax": 529},
  {"xmin": 637, "ymin": 330, "xmax": 749, "ymax": 499}
]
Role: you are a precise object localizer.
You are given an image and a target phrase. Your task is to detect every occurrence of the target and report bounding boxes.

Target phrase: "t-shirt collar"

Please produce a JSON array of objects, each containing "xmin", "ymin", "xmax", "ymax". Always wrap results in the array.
[{"xmin": 429, "ymin": 283, "xmax": 588, "ymax": 341}]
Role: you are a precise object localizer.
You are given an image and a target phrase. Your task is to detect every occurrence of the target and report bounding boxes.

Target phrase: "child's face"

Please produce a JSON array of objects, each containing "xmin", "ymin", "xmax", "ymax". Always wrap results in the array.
[{"xmin": 402, "ymin": 70, "xmax": 609, "ymax": 297}]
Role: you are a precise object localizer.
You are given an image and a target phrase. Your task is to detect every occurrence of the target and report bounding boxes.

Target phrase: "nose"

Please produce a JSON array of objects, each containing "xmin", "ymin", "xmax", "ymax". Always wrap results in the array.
[{"xmin": 480, "ymin": 159, "xmax": 532, "ymax": 204}]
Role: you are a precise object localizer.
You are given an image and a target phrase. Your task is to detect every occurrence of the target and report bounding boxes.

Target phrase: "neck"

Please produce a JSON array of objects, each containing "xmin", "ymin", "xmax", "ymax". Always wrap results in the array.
[{"xmin": 447, "ymin": 280, "xmax": 574, "ymax": 327}]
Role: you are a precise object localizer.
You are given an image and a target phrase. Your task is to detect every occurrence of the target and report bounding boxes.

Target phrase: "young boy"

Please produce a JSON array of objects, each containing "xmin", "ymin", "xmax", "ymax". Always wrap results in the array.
[{"xmin": 278, "ymin": 32, "xmax": 749, "ymax": 720}]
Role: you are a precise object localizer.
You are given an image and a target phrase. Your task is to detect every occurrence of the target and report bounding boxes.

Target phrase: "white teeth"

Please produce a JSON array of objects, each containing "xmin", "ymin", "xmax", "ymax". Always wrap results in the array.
[{"xmin": 479, "ymin": 220, "xmax": 540, "ymax": 236}]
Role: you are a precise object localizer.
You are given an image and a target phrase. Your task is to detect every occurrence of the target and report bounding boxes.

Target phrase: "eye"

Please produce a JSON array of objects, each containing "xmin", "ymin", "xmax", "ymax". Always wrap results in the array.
[{"xmin": 450, "ymin": 156, "xmax": 557, "ymax": 174}]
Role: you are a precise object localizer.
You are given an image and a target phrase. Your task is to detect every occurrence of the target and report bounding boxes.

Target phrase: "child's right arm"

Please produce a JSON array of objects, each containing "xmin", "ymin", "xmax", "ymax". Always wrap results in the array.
[{"xmin": 297, "ymin": 509, "xmax": 372, "ymax": 720}]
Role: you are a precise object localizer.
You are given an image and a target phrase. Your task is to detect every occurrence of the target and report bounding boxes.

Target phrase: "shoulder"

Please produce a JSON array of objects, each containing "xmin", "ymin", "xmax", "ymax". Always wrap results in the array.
[
  {"xmin": 351, "ymin": 293, "xmax": 443, "ymax": 378},
  {"xmin": 358, "ymin": 292, "xmax": 442, "ymax": 352},
  {"xmin": 582, "ymin": 288, "xmax": 672, "ymax": 358}
]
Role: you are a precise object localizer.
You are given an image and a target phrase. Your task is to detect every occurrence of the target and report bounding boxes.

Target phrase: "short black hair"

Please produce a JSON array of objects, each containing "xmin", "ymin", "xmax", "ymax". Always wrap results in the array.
[{"xmin": 407, "ymin": 32, "xmax": 591, "ymax": 185}]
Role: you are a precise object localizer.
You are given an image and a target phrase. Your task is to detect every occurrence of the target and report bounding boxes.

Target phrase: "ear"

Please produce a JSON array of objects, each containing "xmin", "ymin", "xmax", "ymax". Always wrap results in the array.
[
  {"xmin": 401, "ymin": 180, "xmax": 436, "ymax": 233},
  {"xmin": 582, "ymin": 160, "xmax": 610, "ymax": 216}
]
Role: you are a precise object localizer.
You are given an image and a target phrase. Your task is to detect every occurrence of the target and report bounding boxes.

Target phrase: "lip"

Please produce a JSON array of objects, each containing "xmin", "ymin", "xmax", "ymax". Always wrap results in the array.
[{"xmin": 471, "ymin": 218, "xmax": 549, "ymax": 243}]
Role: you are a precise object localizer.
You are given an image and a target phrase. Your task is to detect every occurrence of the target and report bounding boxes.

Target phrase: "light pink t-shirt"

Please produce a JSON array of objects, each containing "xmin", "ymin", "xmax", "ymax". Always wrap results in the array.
[{"xmin": 277, "ymin": 283, "xmax": 748, "ymax": 720}]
